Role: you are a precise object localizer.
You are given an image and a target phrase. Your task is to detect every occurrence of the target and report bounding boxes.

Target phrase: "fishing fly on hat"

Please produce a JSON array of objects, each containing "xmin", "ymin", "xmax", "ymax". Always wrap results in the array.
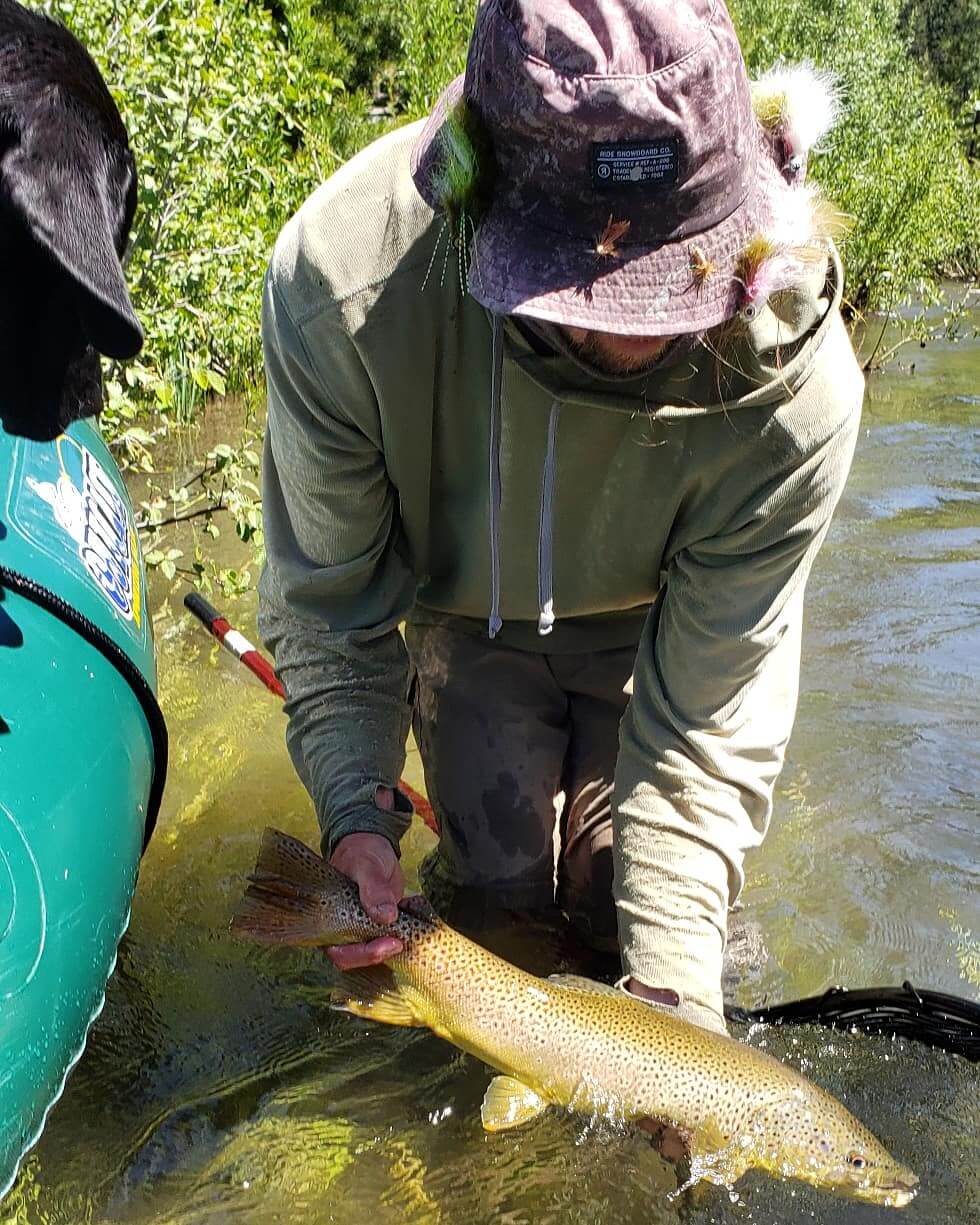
[{"xmin": 411, "ymin": 0, "xmax": 846, "ymax": 334}]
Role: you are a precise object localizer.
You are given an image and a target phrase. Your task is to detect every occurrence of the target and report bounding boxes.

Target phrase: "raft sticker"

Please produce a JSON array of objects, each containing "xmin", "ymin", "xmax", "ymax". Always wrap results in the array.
[{"xmin": 26, "ymin": 440, "xmax": 141, "ymax": 627}]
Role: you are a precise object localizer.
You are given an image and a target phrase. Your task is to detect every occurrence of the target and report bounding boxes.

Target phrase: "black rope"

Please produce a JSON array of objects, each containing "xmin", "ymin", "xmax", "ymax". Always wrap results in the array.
[
  {"xmin": 726, "ymin": 981, "xmax": 980, "ymax": 1062},
  {"xmin": 0, "ymin": 565, "xmax": 167, "ymax": 851}
]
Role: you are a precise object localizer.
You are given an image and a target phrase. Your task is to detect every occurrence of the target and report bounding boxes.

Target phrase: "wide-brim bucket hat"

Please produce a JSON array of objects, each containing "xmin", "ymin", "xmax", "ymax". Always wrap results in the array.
[{"xmin": 411, "ymin": 0, "xmax": 821, "ymax": 336}]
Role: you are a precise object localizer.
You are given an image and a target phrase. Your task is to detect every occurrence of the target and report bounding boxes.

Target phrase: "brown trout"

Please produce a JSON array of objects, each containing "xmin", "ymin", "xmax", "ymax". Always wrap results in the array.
[{"xmin": 232, "ymin": 829, "xmax": 918, "ymax": 1208}]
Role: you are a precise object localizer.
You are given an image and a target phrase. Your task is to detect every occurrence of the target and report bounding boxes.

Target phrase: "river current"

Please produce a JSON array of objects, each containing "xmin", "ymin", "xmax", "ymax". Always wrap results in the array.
[{"xmin": 4, "ymin": 315, "xmax": 978, "ymax": 1225}]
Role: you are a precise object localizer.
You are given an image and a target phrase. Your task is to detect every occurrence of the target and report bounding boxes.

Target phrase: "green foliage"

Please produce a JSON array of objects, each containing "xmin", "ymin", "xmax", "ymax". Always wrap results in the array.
[
  {"xmin": 136, "ymin": 399, "xmax": 264, "ymax": 595},
  {"xmin": 38, "ymin": 0, "xmax": 346, "ymax": 595},
  {"xmin": 298, "ymin": 0, "xmax": 401, "ymax": 93},
  {"xmin": 267, "ymin": 0, "xmax": 404, "ymax": 156},
  {"xmin": 308, "ymin": 0, "xmax": 476, "ymax": 149},
  {"xmin": 730, "ymin": 0, "xmax": 980, "ymax": 310},
  {"xmin": 34, "ymin": 0, "xmax": 977, "ymax": 597},
  {"xmin": 394, "ymin": 0, "xmax": 473, "ymax": 118},
  {"xmin": 43, "ymin": 0, "xmax": 342, "ymax": 430},
  {"xmin": 38, "ymin": 0, "xmax": 477, "ymax": 454},
  {"xmin": 899, "ymin": 0, "xmax": 980, "ymax": 106}
]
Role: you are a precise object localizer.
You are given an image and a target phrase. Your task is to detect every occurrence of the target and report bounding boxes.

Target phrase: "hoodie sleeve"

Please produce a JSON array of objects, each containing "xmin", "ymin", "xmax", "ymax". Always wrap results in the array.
[
  {"xmin": 613, "ymin": 339, "xmax": 863, "ymax": 1028},
  {"xmin": 257, "ymin": 263, "xmax": 418, "ymax": 857}
]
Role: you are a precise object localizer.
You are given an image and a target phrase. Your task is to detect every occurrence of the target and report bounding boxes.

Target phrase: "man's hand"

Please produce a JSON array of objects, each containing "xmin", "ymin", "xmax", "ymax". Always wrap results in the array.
[{"xmin": 327, "ymin": 788, "xmax": 405, "ymax": 971}]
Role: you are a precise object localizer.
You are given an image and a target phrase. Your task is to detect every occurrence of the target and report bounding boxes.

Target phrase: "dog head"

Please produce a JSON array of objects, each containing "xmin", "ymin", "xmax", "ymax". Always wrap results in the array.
[{"xmin": 0, "ymin": 0, "xmax": 142, "ymax": 441}]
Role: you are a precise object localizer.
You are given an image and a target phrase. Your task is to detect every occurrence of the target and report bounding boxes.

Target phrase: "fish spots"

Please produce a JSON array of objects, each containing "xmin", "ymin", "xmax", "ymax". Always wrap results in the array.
[{"xmin": 242, "ymin": 831, "xmax": 917, "ymax": 1207}]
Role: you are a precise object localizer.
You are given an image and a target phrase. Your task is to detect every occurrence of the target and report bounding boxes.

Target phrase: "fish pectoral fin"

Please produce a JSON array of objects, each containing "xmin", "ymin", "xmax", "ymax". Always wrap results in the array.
[
  {"xmin": 687, "ymin": 1137, "xmax": 751, "ymax": 1190},
  {"xmin": 666, "ymin": 1139, "xmax": 750, "ymax": 1206},
  {"xmin": 331, "ymin": 966, "xmax": 426, "ymax": 1028},
  {"xmin": 480, "ymin": 1076, "xmax": 547, "ymax": 1133}
]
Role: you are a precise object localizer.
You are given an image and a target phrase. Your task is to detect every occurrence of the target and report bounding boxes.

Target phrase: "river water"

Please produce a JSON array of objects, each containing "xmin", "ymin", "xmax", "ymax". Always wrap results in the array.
[{"xmin": 3, "ymin": 316, "xmax": 978, "ymax": 1224}]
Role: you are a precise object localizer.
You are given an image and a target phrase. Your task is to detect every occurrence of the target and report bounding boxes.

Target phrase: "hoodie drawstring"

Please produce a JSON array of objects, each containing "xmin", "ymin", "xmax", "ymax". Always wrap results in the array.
[
  {"xmin": 537, "ymin": 399, "xmax": 560, "ymax": 635},
  {"xmin": 487, "ymin": 316, "xmax": 561, "ymax": 639},
  {"xmin": 488, "ymin": 314, "xmax": 504, "ymax": 639}
]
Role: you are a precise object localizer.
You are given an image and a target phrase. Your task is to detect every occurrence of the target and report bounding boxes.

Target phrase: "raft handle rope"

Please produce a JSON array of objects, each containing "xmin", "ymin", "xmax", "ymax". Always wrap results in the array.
[
  {"xmin": 0, "ymin": 564, "xmax": 168, "ymax": 852},
  {"xmin": 182, "ymin": 592, "xmax": 438, "ymax": 833},
  {"xmin": 726, "ymin": 981, "xmax": 979, "ymax": 1062},
  {"xmin": 182, "ymin": 594, "xmax": 980, "ymax": 1061}
]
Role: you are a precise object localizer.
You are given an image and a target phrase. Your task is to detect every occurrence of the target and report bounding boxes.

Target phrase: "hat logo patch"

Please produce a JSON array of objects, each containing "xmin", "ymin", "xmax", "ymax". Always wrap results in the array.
[{"xmin": 591, "ymin": 140, "xmax": 679, "ymax": 190}]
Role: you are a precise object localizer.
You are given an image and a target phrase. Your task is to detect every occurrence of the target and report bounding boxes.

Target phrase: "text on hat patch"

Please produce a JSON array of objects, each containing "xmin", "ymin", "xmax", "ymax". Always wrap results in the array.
[{"xmin": 591, "ymin": 140, "xmax": 679, "ymax": 190}]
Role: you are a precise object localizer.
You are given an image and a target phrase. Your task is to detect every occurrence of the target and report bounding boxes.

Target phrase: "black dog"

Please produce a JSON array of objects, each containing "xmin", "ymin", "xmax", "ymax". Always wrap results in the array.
[{"xmin": 0, "ymin": 0, "xmax": 141, "ymax": 441}]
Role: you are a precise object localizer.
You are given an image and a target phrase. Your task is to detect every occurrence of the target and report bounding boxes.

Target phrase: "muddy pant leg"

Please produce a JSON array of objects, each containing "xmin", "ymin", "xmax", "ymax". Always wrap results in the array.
[
  {"xmin": 553, "ymin": 644, "xmax": 637, "ymax": 951},
  {"xmin": 405, "ymin": 622, "xmax": 570, "ymax": 927}
]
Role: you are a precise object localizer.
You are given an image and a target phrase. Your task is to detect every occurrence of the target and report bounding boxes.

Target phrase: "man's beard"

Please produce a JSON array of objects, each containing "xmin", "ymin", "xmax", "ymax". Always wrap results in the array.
[{"xmin": 565, "ymin": 330, "xmax": 675, "ymax": 376}]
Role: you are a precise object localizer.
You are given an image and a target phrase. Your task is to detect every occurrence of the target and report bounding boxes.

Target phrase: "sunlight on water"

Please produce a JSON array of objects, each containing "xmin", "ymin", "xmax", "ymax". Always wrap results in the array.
[{"xmin": 4, "ymin": 318, "xmax": 978, "ymax": 1224}]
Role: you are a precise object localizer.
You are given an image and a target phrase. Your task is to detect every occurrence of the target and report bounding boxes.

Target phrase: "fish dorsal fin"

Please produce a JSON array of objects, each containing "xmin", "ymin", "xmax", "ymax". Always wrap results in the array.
[
  {"xmin": 331, "ymin": 965, "xmax": 426, "ymax": 1028},
  {"xmin": 481, "ymin": 1076, "xmax": 547, "ymax": 1132},
  {"xmin": 252, "ymin": 827, "xmax": 344, "ymax": 891},
  {"xmin": 547, "ymin": 973, "xmax": 624, "ymax": 999}
]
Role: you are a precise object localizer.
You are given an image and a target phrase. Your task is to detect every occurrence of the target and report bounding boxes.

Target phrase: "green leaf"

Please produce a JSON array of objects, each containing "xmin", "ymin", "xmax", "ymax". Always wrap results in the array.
[{"xmin": 206, "ymin": 369, "xmax": 227, "ymax": 395}]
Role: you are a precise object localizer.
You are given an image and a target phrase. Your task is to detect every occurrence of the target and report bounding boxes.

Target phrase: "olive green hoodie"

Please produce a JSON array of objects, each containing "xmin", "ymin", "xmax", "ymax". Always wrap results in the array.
[{"xmin": 258, "ymin": 121, "xmax": 863, "ymax": 1023}]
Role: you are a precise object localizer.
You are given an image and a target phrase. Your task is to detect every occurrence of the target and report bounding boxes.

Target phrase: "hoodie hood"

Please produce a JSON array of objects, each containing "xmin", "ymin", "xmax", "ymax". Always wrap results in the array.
[
  {"xmin": 499, "ymin": 246, "xmax": 841, "ymax": 417},
  {"xmin": 483, "ymin": 245, "xmax": 841, "ymax": 638}
]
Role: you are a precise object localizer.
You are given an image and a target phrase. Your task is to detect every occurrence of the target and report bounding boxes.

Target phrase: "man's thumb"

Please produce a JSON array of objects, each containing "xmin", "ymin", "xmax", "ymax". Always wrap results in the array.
[{"xmin": 356, "ymin": 854, "xmax": 400, "ymax": 926}]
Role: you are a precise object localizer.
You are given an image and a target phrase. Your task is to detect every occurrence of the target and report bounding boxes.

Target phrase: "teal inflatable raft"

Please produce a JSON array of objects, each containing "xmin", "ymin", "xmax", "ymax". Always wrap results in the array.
[{"xmin": 0, "ymin": 418, "xmax": 166, "ymax": 1197}]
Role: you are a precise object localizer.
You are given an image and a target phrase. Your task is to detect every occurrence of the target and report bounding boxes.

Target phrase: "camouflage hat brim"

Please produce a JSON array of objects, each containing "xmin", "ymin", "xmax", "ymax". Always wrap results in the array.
[{"xmin": 467, "ymin": 142, "xmax": 785, "ymax": 336}]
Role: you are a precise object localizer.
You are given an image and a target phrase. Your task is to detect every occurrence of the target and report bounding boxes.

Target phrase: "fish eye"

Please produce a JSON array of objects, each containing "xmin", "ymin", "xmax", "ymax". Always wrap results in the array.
[{"xmin": 847, "ymin": 1152, "xmax": 868, "ymax": 1170}]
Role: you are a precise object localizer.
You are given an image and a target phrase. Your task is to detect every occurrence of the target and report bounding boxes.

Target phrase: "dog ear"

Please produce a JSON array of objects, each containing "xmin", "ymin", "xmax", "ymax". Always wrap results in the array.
[{"xmin": 3, "ymin": 95, "xmax": 144, "ymax": 361}]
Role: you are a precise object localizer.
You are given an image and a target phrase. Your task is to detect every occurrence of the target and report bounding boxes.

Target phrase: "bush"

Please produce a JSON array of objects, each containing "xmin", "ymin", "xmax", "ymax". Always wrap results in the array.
[
  {"xmin": 394, "ymin": 0, "xmax": 474, "ymax": 118},
  {"xmin": 730, "ymin": 0, "xmax": 980, "ymax": 309},
  {"xmin": 42, "ymin": 0, "xmax": 343, "ymax": 438},
  {"xmin": 899, "ymin": 0, "xmax": 980, "ymax": 107}
]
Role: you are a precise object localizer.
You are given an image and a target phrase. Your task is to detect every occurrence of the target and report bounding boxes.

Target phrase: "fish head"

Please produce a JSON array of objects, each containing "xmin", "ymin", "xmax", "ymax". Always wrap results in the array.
[
  {"xmin": 797, "ymin": 1132, "xmax": 920, "ymax": 1208},
  {"xmin": 746, "ymin": 1091, "xmax": 919, "ymax": 1208}
]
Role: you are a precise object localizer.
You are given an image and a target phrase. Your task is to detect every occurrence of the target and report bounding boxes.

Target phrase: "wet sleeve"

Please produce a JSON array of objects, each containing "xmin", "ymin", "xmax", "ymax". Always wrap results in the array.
[
  {"xmin": 613, "ymin": 375, "xmax": 863, "ymax": 1027},
  {"xmin": 257, "ymin": 267, "xmax": 418, "ymax": 857}
]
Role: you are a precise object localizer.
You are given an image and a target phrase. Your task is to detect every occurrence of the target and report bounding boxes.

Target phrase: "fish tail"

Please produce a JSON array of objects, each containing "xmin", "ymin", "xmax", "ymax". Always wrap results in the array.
[
  {"xmin": 231, "ymin": 877, "xmax": 327, "ymax": 946},
  {"xmin": 230, "ymin": 827, "xmax": 347, "ymax": 947}
]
